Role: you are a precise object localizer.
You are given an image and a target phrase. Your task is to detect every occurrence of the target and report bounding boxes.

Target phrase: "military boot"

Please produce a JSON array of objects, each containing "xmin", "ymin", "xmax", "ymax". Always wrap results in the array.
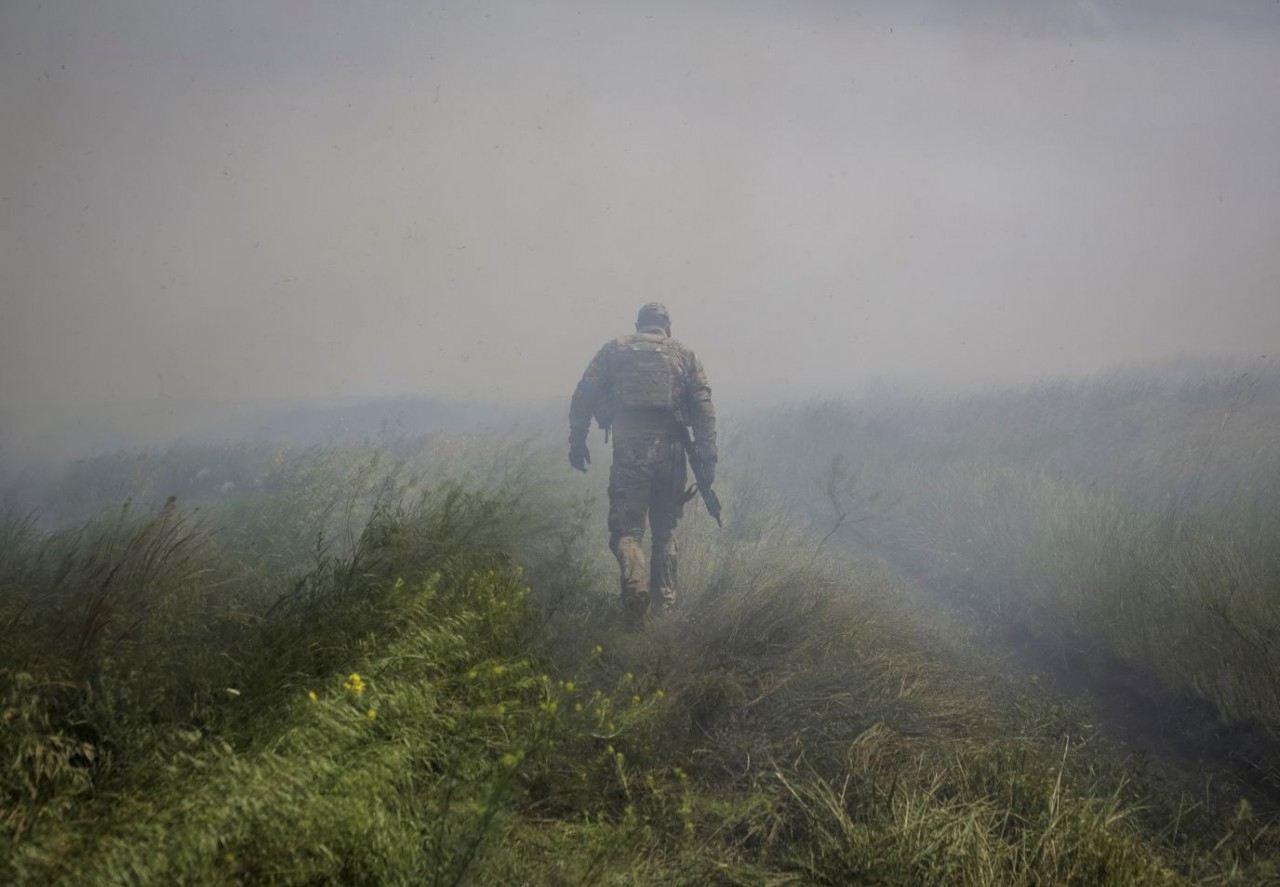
[
  {"xmin": 649, "ymin": 597, "xmax": 673, "ymax": 620},
  {"xmin": 622, "ymin": 594, "xmax": 650, "ymax": 632}
]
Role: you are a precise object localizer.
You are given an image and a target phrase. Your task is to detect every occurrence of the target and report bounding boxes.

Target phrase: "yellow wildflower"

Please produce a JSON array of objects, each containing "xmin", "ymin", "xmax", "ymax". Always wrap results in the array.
[
  {"xmin": 342, "ymin": 673, "xmax": 366, "ymax": 695},
  {"xmin": 307, "ymin": 690, "xmax": 317, "ymax": 702},
  {"xmin": 366, "ymin": 708, "xmax": 377, "ymax": 721}
]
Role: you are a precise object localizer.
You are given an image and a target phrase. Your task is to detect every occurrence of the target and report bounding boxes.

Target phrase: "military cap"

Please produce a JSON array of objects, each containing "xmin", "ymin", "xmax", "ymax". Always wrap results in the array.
[{"xmin": 637, "ymin": 302, "xmax": 670, "ymax": 325}]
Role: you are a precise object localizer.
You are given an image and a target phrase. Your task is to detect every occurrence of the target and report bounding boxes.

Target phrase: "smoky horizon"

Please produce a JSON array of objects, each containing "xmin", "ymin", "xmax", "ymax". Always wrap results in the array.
[{"xmin": 3, "ymin": 0, "xmax": 1279, "ymax": 459}]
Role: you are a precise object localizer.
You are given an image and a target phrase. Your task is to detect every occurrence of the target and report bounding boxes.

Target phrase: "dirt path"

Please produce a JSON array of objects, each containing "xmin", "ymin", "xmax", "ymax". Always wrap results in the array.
[
  {"xmin": 848, "ymin": 543, "xmax": 1280, "ymax": 812},
  {"xmin": 1003, "ymin": 621, "xmax": 1280, "ymax": 807}
]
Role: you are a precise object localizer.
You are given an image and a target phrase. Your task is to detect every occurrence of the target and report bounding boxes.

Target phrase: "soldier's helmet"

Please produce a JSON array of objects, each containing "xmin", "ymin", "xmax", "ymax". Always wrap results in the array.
[{"xmin": 636, "ymin": 302, "xmax": 670, "ymax": 326}]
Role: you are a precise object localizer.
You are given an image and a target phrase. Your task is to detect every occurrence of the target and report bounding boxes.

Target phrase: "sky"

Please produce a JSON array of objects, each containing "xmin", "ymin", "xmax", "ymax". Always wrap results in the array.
[{"xmin": 2, "ymin": 0, "xmax": 1279, "ymax": 431}]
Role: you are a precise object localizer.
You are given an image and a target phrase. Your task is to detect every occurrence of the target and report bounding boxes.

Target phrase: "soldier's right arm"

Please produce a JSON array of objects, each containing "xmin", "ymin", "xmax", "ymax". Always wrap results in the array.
[{"xmin": 569, "ymin": 343, "xmax": 611, "ymax": 447}]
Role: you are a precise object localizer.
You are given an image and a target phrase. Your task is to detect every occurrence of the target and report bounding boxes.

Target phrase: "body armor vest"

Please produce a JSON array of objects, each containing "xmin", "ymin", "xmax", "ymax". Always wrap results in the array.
[{"xmin": 610, "ymin": 334, "xmax": 683, "ymax": 412}]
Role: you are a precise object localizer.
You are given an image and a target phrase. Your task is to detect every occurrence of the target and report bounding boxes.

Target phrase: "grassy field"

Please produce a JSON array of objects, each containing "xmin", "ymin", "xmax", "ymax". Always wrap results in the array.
[
  {"xmin": 736, "ymin": 362, "xmax": 1280, "ymax": 762},
  {"xmin": 3, "ymin": 414, "xmax": 1279, "ymax": 884}
]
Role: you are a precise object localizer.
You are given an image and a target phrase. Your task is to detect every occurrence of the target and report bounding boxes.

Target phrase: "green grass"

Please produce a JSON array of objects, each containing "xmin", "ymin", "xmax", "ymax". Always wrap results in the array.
[
  {"xmin": 736, "ymin": 364, "xmax": 1280, "ymax": 733},
  {"xmin": 4, "ymin": 436, "xmax": 1279, "ymax": 883}
]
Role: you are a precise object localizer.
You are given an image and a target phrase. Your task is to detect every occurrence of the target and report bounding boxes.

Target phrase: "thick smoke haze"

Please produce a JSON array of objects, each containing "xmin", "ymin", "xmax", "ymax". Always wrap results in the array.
[{"xmin": 3, "ymin": 0, "xmax": 1279, "ymax": 455}]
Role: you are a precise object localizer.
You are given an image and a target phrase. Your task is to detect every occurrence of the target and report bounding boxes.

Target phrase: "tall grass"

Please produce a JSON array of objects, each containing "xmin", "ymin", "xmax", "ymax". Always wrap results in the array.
[
  {"xmin": 4, "ymin": 433, "xmax": 1279, "ymax": 883},
  {"xmin": 736, "ymin": 363, "xmax": 1280, "ymax": 732}
]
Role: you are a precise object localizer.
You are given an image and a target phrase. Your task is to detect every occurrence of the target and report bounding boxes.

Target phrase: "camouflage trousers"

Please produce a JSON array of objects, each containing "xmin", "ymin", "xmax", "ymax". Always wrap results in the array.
[{"xmin": 607, "ymin": 431, "xmax": 687, "ymax": 617}]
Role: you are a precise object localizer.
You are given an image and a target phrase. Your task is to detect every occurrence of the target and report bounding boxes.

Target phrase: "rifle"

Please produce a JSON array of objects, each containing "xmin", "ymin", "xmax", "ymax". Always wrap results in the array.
[{"xmin": 678, "ymin": 424, "xmax": 722, "ymax": 527}]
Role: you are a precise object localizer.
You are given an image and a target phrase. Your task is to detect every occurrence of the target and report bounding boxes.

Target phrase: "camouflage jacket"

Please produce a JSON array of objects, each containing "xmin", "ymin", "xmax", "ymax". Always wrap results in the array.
[{"xmin": 569, "ymin": 328, "xmax": 717, "ymax": 460}]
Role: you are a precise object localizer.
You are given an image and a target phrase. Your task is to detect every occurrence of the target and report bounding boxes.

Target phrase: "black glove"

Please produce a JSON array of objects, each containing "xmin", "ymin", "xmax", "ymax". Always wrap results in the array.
[{"xmin": 569, "ymin": 441, "xmax": 591, "ymax": 473}]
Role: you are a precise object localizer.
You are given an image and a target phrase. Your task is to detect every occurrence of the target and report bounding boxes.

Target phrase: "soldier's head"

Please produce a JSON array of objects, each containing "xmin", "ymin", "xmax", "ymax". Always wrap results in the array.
[{"xmin": 635, "ymin": 302, "xmax": 671, "ymax": 336}]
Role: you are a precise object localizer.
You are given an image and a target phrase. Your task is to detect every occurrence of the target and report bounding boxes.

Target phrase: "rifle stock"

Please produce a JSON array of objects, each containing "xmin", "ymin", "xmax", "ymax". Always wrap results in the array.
[{"xmin": 679, "ymin": 426, "xmax": 722, "ymax": 527}]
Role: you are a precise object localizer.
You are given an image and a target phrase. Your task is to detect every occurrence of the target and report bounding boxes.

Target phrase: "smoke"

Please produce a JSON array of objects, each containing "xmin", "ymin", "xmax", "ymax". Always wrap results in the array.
[{"xmin": 2, "ymin": 0, "xmax": 1277, "ymax": 432}]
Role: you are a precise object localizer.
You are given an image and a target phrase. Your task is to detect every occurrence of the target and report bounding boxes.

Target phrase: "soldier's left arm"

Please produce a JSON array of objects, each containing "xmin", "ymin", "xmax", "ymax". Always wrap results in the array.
[{"xmin": 683, "ymin": 351, "xmax": 717, "ymax": 463}]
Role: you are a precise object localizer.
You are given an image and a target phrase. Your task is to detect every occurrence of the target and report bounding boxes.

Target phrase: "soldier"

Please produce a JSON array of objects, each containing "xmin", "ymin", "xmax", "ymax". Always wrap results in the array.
[{"xmin": 569, "ymin": 303, "xmax": 717, "ymax": 624}]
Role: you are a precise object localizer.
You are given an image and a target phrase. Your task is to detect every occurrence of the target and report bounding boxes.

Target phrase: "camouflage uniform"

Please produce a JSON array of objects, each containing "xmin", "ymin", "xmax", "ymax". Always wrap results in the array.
[{"xmin": 569, "ymin": 304, "xmax": 717, "ymax": 619}]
